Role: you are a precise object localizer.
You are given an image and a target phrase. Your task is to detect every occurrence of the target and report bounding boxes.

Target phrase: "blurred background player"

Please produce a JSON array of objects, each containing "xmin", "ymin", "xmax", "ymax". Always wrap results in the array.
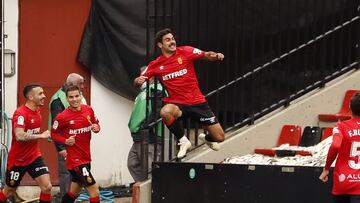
[{"xmin": 319, "ymin": 92, "xmax": 360, "ymax": 203}]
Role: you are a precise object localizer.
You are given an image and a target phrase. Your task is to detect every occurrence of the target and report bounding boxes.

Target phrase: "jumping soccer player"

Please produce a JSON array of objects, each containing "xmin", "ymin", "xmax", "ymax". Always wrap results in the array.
[
  {"xmin": 0, "ymin": 84, "xmax": 52, "ymax": 203},
  {"xmin": 51, "ymin": 85, "xmax": 101, "ymax": 203},
  {"xmin": 319, "ymin": 92, "xmax": 360, "ymax": 203},
  {"xmin": 134, "ymin": 28, "xmax": 225, "ymax": 158}
]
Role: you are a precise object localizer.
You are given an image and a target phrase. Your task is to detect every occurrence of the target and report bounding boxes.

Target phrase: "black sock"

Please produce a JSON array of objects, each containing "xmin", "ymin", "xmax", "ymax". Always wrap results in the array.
[
  {"xmin": 205, "ymin": 134, "xmax": 215, "ymax": 142},
  {"xmin": 61, "ymin": 192, "xmax": 76, "ymax": 203},
  {"xmin": 167, "ymin": 120, "xmax": 184, "ymax": 140}
]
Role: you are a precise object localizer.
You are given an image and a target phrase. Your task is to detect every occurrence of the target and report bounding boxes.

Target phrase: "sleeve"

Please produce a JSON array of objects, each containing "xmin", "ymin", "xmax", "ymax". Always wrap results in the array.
[
  {"xmin": 324, "ymin": 126, "xmax": 343, "ymax": 170},
  {"xmin": 141, "ymin": 63, "xmax": 156, "ymax": 79},
  {"xmin": 51, "ymin": 115, "xmax": 67, "ymax": 144},
  {"xmin": 50, "ymin": 99, "xmax": 65, "ymax": 122},
  {"xmin": 13, "ymin": 111, "xmax": 26, "ymax": 129},
  {"xmin": 183, "ymin": 46, "xmax": 205, "ymax": 61},
  {"xmin": 50, "ymin": 99, "xmax": 67, "ymax": 151},
  {"xmin": 90, "ymin": 108, "xmax": 99, "ymax": 125}
]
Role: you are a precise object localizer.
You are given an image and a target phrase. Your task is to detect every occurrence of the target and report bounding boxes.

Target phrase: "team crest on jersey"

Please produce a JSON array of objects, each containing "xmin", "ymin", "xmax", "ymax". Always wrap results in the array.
[
  {"xmin": 30, "ymin": 119, "xmax": 34, "ymax": 123},
  {"xmin": 177, "ymin": 57, "xmax": 183, "ymax": 64},
  {"xmin": 87, "ymin": 176, "xmax": 93, "ymax": 183},
  {"xmin": 159, "ymin": 66, "xmax": 164, "ymax": 70},
  {"xmin": 70, "ymin": 120, "xmax": 74, "ymax": 125},
  {"xmin": 53, "ymin": 121, "xmax": 59, "ymax": 130},
  {"xmin": 17, "ymin": 116, "xmax": 24, "ymax": 125}
]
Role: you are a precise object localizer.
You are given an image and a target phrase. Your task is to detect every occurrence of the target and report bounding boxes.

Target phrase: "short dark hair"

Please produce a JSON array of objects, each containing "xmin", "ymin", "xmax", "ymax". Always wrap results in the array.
[
  {"xmin": 65, "ymin": 85, "xmax": 80, "ymax": 96},
  {"xmin": 23, "ymin": 83, "xmax": 42, "ymax": 98},
  {"xmin": 350, "ymin": 92, "xmax": 360, "ymax": 116},
  {"xmin": 155, "ymin": 28, "xmax": 173, "ymax": 44}
]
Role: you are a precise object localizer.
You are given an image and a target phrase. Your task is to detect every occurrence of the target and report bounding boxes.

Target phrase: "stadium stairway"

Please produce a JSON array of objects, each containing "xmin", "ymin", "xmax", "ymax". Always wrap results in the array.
[{"xmin": 135, "ymin": 68, "xmax": 360, "ymax": 203}]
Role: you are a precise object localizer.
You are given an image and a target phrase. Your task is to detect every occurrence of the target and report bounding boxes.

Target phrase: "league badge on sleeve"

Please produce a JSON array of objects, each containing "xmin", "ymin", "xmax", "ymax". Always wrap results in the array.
[
  {"xmin": 17, "ymin": 116, "xmax": 24, "ymax": 125},
  {"xmin": 192, "ymin": 48, "xmax": 202, "ymax": 55},
  {"xmin": 53, "ymin": 121, "xmax": 59, "ymax": 130}
]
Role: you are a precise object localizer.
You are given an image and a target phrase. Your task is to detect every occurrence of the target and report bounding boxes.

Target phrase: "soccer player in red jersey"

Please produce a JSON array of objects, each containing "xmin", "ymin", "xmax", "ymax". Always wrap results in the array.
[
  {"xmin": 134, "ymin": 28, "xmax": 225, "ymax": 158},
  {"xmin": 320, "ymin": 92, "xmax": 360, "ymax": 203},
  {"xmin": 0, "ymin": 84, "xmax": 52, "ymax": 203},
  {"xmin": 51, "ymin": 85, "xmax": 101, "ymax": 203}
]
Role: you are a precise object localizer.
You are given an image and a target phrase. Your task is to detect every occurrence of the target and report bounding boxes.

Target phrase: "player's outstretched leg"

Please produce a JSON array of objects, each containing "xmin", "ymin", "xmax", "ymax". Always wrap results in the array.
[
  {"xmin": 199, "ymin": 133, "xmax": 220, "ymax": 151},
  {"xmin": 202, "ymin": 123, "xmax": 225, "ymax": 151},
  {"xmin": 160, "ymin": 104, "xmax": 191, "ymax": 158}
]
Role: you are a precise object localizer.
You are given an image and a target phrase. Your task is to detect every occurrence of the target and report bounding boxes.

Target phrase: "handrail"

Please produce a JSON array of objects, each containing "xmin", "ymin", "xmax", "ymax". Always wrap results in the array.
[
  {"xmin": 144, "ymin": 15, "xmax": 360, "ymax": 130},
  {"xmin": 205, "ymin": 16, "xmax": 360, "ymax": 98}
]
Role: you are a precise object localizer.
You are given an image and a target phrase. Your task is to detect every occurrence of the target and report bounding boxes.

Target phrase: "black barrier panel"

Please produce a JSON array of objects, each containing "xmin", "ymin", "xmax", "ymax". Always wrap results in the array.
[{"xmin": 152, "ymin": 162, "xmax": 333, "ymax": 203}]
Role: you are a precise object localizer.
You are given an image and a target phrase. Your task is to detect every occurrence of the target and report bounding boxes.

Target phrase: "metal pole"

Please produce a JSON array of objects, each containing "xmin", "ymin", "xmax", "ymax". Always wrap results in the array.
[
  {"xmin": 0, "ymin": 0, "xmax": 5, "ymax": 189},
  {"xmin": 1, "ymin": 0, "xmax": 4, "ymax": 141},
  {"xmin": 140, "ymin": 129, "xmax": 149, "ymax": 181}
]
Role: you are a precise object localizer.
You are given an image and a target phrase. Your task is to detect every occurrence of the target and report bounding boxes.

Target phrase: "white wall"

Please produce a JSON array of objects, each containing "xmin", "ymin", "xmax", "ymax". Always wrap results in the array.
[
  {"xmin": 4, "ymin": 0, "xmax": 19, "ymax": 116},
  {"xmin": 90, "ymin": 78, "xmax": 134, "ymax": 186}
]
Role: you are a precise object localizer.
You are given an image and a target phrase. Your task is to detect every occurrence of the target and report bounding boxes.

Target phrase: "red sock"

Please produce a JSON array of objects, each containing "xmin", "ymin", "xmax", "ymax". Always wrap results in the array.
[
  {"xmin": 61, "ymin": 191, "xmax": 77, "ymax": 203},
  {"xmin": 90, "ymin": 196, "xmax": 100, "ymax": 203},
  {"xmin": 0, "ymin": 191, "xmax": 6, "ymax": 203},
  {"xmin": 39, "ymin": 192, "xmax": 51, "ymax": 203},
  {"xmin": 67, "ymin": 192, "xmax": 76, "ymax": 199}
]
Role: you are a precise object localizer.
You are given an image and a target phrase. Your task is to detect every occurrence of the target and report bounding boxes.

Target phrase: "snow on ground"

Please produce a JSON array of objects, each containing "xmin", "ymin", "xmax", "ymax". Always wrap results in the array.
[{"xmin": 223, "ymin": 136, "xmax": 334, "ymax": 167}]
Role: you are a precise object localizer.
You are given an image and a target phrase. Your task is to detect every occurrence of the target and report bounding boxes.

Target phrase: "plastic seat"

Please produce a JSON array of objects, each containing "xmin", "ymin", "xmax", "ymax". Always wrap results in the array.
[
  {"xmin": 255, "ymin": 125, "xmax": 302, "ymax": 156},
  {"xmin": 321, "ymin": 127, "xmax": 333, "ymax": 140},
  {"xmin": 299, "ymin": 126, "xmax": 322, "ymax": 147},
  {"xmin": 318, "ymin": 90, "xmax": 359, "ymax": 122}
]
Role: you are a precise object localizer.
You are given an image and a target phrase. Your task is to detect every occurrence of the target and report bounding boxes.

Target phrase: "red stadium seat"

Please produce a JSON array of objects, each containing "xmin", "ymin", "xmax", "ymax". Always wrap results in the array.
[
  {"xmin": 254, "ymin": 125, "xmax": 302, "ymax": 156},
  {"xmin": 321, "ymin": 127, "xmax": 333, "ymax": 140},
  {"xmin": 318, "ymin": 90, "xmax": 359, "ymax": 122}
]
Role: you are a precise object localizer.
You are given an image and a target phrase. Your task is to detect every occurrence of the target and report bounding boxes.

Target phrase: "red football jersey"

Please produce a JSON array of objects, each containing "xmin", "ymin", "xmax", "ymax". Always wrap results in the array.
[
  {"xmin": 7, "ymin": 105, "xmax": 42, "ymax": 168},
  {"xmin": 51, "ymin": 104, "xmax": 99, "ymax": 169},
  {"xmin": 326, "ymin": 118, "xmax": 360, "ymax": 195},
  {"xmin": 142, "ymin": 46, "xmax": 206, "ymax": 105}
]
